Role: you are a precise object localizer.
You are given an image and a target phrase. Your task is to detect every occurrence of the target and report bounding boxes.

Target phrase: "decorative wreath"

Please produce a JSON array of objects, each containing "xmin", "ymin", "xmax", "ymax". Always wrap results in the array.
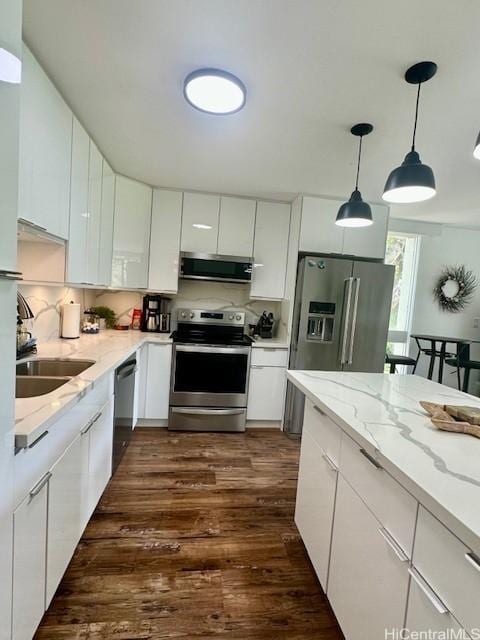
[{"xmin": 433, "ymin": 265, "xmax": 477, "ymax": 312}]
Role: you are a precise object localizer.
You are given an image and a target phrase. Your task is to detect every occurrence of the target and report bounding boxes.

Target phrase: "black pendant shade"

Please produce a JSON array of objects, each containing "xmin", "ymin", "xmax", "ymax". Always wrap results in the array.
[
  {"xmin": 336, "ymin": 123, "xmax": 373, "ymax": 228},
  {"xmin": 383, "ymin": 61, "xmax": 437, "ymax": 204}
]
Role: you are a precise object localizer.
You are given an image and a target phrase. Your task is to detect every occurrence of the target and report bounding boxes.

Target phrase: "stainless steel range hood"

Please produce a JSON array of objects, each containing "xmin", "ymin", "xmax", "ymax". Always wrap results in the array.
[{"xmin": 180, "ymin": 252, "xmax": 253, "ymax": 284}]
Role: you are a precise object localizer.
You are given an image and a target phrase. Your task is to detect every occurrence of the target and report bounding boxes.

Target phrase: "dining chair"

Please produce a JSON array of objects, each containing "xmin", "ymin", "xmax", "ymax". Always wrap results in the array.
[
  {"xmin": 445, "ymin": 344, "xmax": 480, "ymax": 393},
  {"xmin": 385, "ymin": 354, "xmax": 417, "ymax": 374}
]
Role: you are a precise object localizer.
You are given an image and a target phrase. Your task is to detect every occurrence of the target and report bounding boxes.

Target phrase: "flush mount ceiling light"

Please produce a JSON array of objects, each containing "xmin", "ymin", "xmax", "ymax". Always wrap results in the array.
[
  {"xmin": 473, "ymin": 131, "xmax": 480, "ymax": 160},
  {"xmin": 383, "ymin": 61, "xmax": 437, "ymax": 204},
  {"xmin": 335, "ymin": 123, "xmax": 374, "ymax": 228},
  {"xmin": 184, "ymin": 68, "xmax": 246, "ymax": 115},
  {"xmin": 0, "ymin": 47, "xmax": 21, "ymax": 84}
]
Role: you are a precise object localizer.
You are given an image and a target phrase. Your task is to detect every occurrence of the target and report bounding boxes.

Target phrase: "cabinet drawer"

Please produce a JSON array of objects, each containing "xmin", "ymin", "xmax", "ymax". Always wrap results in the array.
[
  {"xmin": 303, "ymin": 398, "xmax": 342, "ymax": 467},
  {"xmin": 413, "ymin": 506, "xmax": 480, "ymax": 635},
  {"xmin": 251, "ymin": 347, "xmax": 288, "ymax": 367},
  {"xmin": 340, "ymin": 434, "xmax": 417, "ymax": 556}
]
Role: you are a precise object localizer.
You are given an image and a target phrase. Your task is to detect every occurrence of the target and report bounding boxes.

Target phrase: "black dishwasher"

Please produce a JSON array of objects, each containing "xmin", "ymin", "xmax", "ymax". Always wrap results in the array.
[{"xmin": 112, "ymin": 357, "xmax": 137, "ymax": 473}]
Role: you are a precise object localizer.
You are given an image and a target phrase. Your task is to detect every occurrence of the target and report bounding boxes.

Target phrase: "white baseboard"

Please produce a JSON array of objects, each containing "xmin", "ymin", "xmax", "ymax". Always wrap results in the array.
[
  {"xmin": 135, "ymin": 418, "xmax": 168, "ymax": 428},
  {"xmin": 246, "ymin": 420, "xmax": 282, "ymax": 429}
]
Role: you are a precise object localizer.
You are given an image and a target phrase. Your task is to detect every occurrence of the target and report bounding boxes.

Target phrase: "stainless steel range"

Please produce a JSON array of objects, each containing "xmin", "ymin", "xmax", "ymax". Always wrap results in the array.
[{"xmin": 169, "ymin": 309, "xmax": 252, "ymax": 432}]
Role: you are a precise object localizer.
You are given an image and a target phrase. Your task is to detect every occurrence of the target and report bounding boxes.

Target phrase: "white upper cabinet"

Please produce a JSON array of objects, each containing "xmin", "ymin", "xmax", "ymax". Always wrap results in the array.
[
  {"xmin": 98, "ymin": 159, "xmax": 115, "ymax": 287},
  {"xmin": 181, "ymin": 192, "xmax": 220, "ymax": 254},
  {"xmin": 217, "ymin": 196, "xmax": 256, "ymax": 257},
  {"xmin": 148, "ymin": 189, "xmax": 183, "ymax": 293},
  {"xmin": 66, "ymin": 117, "xmax": 89, "ymax": 284},
  {"xmin": 342, "ymin": 203, "xmax": 389, "ymax": 260},
  {"xmin": 250, "ymin": 201, "xmax": 291, "ymax": 299},
  {"xmin": 112, "ymin": 175, "xmax": 152, "ymax": 289},
  {"xmin": 86, "ymin": 141, "xmax": 103, "ymax": 285},
  {"xmin": 299, "ymin": 196, "xmax": 389, "ymax": 260},
  {"xmin": 18, "ymin": 46, "xmax": 72, "ymax": 239},
  {"xmin": 299, "ymin": 196, "xmax": 345, "ymax": 255}
]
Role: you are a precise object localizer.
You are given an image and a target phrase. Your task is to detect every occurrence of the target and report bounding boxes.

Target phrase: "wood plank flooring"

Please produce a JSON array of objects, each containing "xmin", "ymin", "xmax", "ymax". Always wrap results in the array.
[{"xmin": 35, "ymin": 428, "xmax": 343, "ymax": 640}]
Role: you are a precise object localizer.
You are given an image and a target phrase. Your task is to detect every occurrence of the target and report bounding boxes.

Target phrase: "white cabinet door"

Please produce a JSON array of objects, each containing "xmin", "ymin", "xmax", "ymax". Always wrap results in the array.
[
  {"xmin": 217, "ymin": 196, "xmax": 256, "ymax": 257},
  {"xmin": 12, "ymin": 474, "xmax": 49, "ymax": 640},
  {"xmin": 98, "ymin": 159, "xmax": 115, "ymax": 287},
  {"xmin": 295, "ymin": 428, "xmax": 338, "ymax": 590},
  {"xmin": 46, "ymin": 434, "xmax": 83, "ymax": 605},
  {"xmin": 342, "ymin": 203, "xmax": 389, "ymax": 259},
  {"xmin": 87, "ymin": 399, "xmax": 114, "ymax": 518},
  {"xmin": 112, "ymin": 176, "xmax": 152, "ymax": 289},
  {"xmin": 18, "ymin": 46, "xmax": 72, "ymax": 239},
  {"xmin": 299, "ymin": 196, "xmax": 344, "ymax": 255},
  {"xmin": 250, "ymin": 201, "xmax": 290, "ymax": 299},
  {"xmin": 66, "ymin": 117, "xmax": 89, "ymax": 284},
  {"xmin": 181, "ymin": 192, "xmax": 220, "ymax": 253},
  {"xmin": 406, "ymin": 569, "xmax": 466, "ymax": 636},
  {"xmin": 246, "ymin": 366, "xmax": 286, "ymax": 420},
  {"xmin": 86, "ymin": 141, "xmax": 103, "ymax": 285},
  {"xmin": 149, "ymin": 189, "xmax": 182, "ymax": 292},
  {"xmin": 328, "ymin": 476, "xmax": 410, "ymax": 640},
  {"xmin": 144, "ymin": 343, "xmax": 172, "ymax": 419}
]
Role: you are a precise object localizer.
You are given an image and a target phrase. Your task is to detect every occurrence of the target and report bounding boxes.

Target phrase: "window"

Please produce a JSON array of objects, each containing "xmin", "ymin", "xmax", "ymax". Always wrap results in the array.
[{"xmin": 385, "ymin": 232, "xmax": 420, "ymax": 359}]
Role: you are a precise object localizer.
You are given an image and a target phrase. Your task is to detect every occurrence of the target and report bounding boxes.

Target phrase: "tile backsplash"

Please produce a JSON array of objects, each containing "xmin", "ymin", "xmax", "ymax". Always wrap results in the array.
[{"xmin": 18, "ymin": 285, "xmax": 95, "ymax": 342}]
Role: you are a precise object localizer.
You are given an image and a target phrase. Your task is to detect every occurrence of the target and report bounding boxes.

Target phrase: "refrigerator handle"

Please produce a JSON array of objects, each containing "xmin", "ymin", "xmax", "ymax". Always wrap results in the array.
[
  {"xmin": 340, "ymin": 277, "xmax": 354, "ymax": 365},
  {"xmin": 347, "ymin": 277, "xmax": 361, "ymax": 364}
]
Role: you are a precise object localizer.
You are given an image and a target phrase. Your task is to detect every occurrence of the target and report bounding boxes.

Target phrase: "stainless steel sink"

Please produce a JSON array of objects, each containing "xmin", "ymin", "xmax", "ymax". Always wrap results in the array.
[
  {"xmin": 16, "ymin": 376, "xmax": 73, "ymax": 398},
  {"xmin": 16, "ymin": 358, "xmax": 95, "ymax": 378}
]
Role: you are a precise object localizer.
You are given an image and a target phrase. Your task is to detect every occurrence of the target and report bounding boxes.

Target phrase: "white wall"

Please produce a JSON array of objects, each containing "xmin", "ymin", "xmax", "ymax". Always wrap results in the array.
[{"xmin": 406, "ymin": 224, "xmax": 480, "ymax": 392}]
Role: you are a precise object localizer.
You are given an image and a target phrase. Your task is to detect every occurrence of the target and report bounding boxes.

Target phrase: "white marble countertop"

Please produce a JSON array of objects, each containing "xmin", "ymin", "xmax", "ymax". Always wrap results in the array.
[
  {"xmin": 251, "ymin": 337, "xmax": 289, "ymax": 349},
  {"xmin": 15, "ymin": 330, "xmax": 172, "ymax": 448},
  {"xmin": 287, "ymin": 370, "xmax": 480, "ymax": 552}
]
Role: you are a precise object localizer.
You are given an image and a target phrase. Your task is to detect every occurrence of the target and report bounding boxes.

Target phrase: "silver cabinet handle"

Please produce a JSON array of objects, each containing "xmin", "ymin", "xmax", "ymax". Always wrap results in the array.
[
  {"xmin": 81, "ymin": 411, "xmax": 102, "ymax": 435},
  {"xmin": 359, "ymin": 447, "xmax": 383, "ymax": 469},
  {"xmin": 340, "ymin": 277, "xmax": 354, "ymax": 365},
  {"xmin": 0, "ymin": 269, "xmax": 23, "ymax": 281},
  {"xmin": 28, "ymin": 430, "xmax": 49, "ymax": 448},
  {"xmin": 313, "ymin": 404, "xmax": 326, "ymax": 416},
  {"xmin": 171, "ymin": 407, "xmax": 244, "ymax": 416},
  {"xmin": 29, "ymin": 471, "xmax": 52, "ymax": 498},
  {"xmin": 378, "ymin": 527, "xmax": 408, "ymax": 562},
  {"xmin": 348, "ymin": 277, "xmax": 360, "ymax": 364},
  {"xmin": 322, "ymin": 450, "xmax": 338, "ymax": 473},
  {"xmin": 465, "ymin": 552, "xmax": 480, "ymax": 573},
  {"xmin": 408, "ymin": 567, "xmax": 448, "ymax": 615},
  {"xmin": 251, "ymin": 365, "xmax": 265, "ymax": 369},
  {"xmin": 18, "ymin": 218, "xmax": 47, "ymax": 232}
]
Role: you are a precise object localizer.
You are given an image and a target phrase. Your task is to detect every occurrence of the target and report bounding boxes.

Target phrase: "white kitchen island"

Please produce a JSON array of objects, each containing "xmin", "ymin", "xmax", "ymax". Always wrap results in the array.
[{"xmin": 287, "ymin": 370, "xmax": 480, "ymax": 640}]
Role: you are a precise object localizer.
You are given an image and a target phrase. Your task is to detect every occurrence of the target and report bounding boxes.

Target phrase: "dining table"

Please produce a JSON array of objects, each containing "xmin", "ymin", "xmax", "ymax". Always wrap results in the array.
[{"xmin": 411, "ymin": 333, "xmax": 480, "ymax": 384}]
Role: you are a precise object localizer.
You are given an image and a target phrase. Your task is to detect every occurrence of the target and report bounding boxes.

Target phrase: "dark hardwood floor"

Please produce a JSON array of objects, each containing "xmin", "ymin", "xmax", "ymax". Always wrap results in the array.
[{"xmin": 35, "ymin": 428, "xmax": 343, "ymax": 639}]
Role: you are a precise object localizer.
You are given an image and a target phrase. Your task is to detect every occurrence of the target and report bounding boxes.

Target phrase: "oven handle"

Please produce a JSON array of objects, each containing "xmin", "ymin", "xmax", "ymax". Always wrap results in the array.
[
  {"xmin": 170, "ymin": 407, "xmax": 245, "ymax": 416},
  {"xmin": 174, "ymin": 345, "xmax": 251, "ymax": 355}
]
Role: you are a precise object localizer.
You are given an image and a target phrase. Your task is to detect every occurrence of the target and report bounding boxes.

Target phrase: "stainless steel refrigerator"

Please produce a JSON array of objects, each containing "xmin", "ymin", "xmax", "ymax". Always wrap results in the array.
[{"xmin": 284, "ymin": 255, "xmax": 394, "ymax": 435}]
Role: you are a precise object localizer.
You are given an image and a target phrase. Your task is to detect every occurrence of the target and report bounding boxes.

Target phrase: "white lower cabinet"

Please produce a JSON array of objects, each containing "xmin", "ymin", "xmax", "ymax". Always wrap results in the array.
[
  {"xmin": 406, "ymin": 568, "xmax": 467, "ymax": 636},
  {"xmin": 246, "ymin": 365, "xmax": 286, "ymax": 421},
  {"xmin": 12, "ymin": 475, "xmax": 49, "ymax": 640},
  {"xmin": 46, "ymin": 434, "xmax": 84, "ymax": 605},
  {"xmin": 327, "ymin": 475, "xmax": 411, "ymax": 640},
  {"xmin": 295, "ymin": 428, "xmax": 338, "ymax": 589},
  {"xmin": 144, "ymin": 343, "xmax": 172, "ymax": 419}
]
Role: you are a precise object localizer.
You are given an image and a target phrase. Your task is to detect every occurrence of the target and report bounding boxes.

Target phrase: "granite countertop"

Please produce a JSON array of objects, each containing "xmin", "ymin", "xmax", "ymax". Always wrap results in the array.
[
  {"xmin": 15, "ymin": 330, "xmax": 172, "ymax": 448},
  {"xmin": 287, "ymin": 370, "xmax": 480, "ymax": 552}
]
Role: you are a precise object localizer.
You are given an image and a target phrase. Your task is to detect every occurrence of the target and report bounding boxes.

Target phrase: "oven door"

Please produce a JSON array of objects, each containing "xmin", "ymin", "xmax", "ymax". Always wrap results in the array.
[{"xmin": 170, "ymin": 344, "xmax": 251, "ymax": 407}]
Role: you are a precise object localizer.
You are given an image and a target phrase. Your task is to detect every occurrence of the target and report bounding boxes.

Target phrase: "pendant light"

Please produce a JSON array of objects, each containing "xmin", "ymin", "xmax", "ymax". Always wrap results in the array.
[
  {"xmin": 335, "ymin": 123, "xmax": 374, "ymax": 227},
  {"xmin": 383, "ymin": 61, "xmax": 437, "ymax": 204}
]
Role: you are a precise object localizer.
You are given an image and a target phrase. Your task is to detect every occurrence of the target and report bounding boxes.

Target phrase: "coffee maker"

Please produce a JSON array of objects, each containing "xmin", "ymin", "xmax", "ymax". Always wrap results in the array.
[{"xmin": 141, "ymin": 295, "xmax": 171, "ymax": 333}]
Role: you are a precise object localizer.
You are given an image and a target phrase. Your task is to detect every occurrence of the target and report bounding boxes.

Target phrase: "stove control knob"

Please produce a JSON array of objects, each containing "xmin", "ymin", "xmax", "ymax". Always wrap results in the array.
[
  {"xmin": 180, "ymin": 311, "xmax": 187, "ymax": 319},
  {"xmin": 235, "ymin": 314, "xmax": 242, "ymax": 321},
  {"xmin": 189, "ymin": 312, "xmax": 195, "ymax": 319},
  {"xmin": 228, "ymin": 314, "xmax": 234, "ymax": 320}
]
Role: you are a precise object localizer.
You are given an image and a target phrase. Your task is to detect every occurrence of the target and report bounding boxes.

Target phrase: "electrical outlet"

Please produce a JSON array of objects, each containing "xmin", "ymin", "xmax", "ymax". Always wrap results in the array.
[{"xmin": 473, "ymin": 318, "xmax": 480, "ymax": 329}]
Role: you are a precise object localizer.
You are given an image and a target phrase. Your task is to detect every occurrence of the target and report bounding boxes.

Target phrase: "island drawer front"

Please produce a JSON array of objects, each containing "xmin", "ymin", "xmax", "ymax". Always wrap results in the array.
[
  {"xmin": 303, "ymin": 398, "xmax": 342, "ymax": 467},
  {"xmin": 413, "ymin": 506, "xmax": 480, "ymax": 635},
  {"xmin": 340, "ymin": 434, "xmax": 417, "ymax": 556},
  {"xmin": 250, "ymin": 348, "xmax": 289, "ymax": 367}
]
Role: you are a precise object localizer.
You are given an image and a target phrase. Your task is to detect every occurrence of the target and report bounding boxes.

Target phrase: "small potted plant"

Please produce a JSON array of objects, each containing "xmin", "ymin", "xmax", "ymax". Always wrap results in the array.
[{"xmin": 89, "ymin": 306, "xmax": 117, "ymax": 330}]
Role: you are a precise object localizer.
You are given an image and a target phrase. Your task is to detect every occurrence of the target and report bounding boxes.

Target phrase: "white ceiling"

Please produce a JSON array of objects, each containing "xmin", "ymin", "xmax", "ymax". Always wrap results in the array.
[{"xmin": 23, "ymin": 0, "xmax": 480, "ymax": 225}]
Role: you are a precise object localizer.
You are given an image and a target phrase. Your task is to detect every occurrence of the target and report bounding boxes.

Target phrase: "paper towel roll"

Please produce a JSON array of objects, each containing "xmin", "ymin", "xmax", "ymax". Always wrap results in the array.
[{"xmin": 61, "ymin": 302, "xmax": 80, "ymax": 339}]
